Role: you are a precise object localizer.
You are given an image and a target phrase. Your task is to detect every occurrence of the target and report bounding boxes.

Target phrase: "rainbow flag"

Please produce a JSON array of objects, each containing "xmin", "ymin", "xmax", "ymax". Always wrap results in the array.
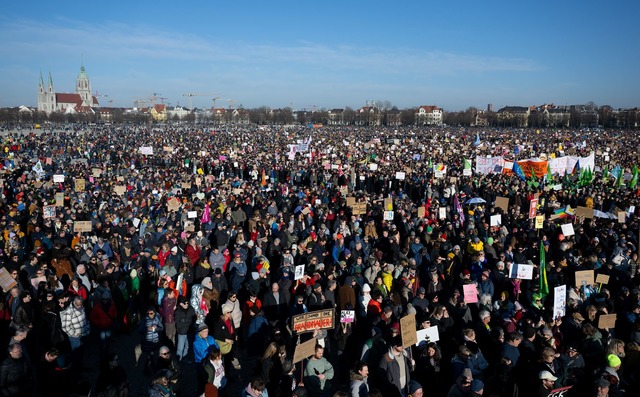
[{"xmin": 553, "ymin": 205, "xmax": 574, "ymax": 219}]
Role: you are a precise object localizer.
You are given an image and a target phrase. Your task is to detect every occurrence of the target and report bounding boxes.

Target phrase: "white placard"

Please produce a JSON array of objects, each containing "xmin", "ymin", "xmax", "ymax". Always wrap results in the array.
[
  {"xmin": 395, "ymin": 171, "xmax": 406, "ymax": 180},
  {"xmin": 132, "ymin": 218, "xmax": 141, "ymax": 228},
  {"xmin": 553, "ymin": 285, "xmax": 567, "ymax": 319},
  {"xmin": 53, "ymin": 174, "xmax": 65, "ymax": 183},
  {"xmin": 139, "ymin": 146, "xmax": 154, "ymax": 155},
  {"xmin": 561, "ymin": 223, "xmax": 575, "ymax": 236},
  {"xmin": 369, "ymin": 163, "xmax": 378, "ymax": 171},
  {"xmin": 463, "ymin": 169, "xmax": 472, "ymax": 176},
  {"xmin": 490, "ymin": 214, "xmax": 501, "ymax": 226},
  {"xmin": 416, "ymin": 326, "xmax": 440, "ymax": 347},
  {"xmin": 187, "ymin": 211, "xmax": 198, "ymax": 219},
  {"xmin": 294, "ymin": 265, "xmax": 305, "ymax": 280},
  {"xmin": 340, "ymin": 310, "xmax": 355, "ymax": 323},
  {"xmin": 516, "ymin": 264, "xmax": 534, "ymax": 280},
  {"xmin": 438, "ymin": 207, "xmax": 446, "ymax": 220},
  {"xmin": 629, "ymin": 206, "xmax": 636, "ymax": 214},
  {"xmin": 384, "ymin": 211, "xmax": 394, "ymax": 221}
]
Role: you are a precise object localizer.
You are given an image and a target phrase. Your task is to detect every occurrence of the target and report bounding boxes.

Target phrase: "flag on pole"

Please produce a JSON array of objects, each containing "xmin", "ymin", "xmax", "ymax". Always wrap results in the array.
[
  {"xmin": 32, "ymin": 160, "xmax": 45, "ymax": 177},
  {"xmin": 201, "ymin": 203, "xmax": 211, "ymax": 224},
  {"xmin": 473, "ymin": 133, "xmax": 481, "ymax": 147},
  {"xmin": 546, "ymin": 163, "xmax": 553, "ymax": 182},
  {"xmin": 630, "ymin": 165, "xmax": 638, "ymax": 189},
  {"xmin": 454, "ymin": 193, "xmax": 465, "ymax": 224},
  {"xmin": 464, "ymin": 159, "xmax": 472, "ymax": 170},
  {"xmin": 512, "ymin": 161, "xmax": 526, "ymax": 181},
  {"xmin": 540, "ymin": 241, "xmax": 549, "ymax": 298}
]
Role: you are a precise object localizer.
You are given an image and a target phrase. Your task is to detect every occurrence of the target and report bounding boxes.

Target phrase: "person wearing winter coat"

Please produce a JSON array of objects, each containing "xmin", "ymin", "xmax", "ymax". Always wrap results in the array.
[
  {"xmin": 0, "ymin": 343, "xmax": 33, "ymax": 397},
  {"xmin": 349, "ymin": 361, "xmax": 369, "ymax": 397},
  {"xmin": 378, "ymin": 337, "xmax": 413, "ymax": 397},
  {"xmin": 61, "ymin": 295, "xmax": 90, "ymax": 351},
  {"xmin": 174, "ymin": 295, "xmax": 196, "ymax": 361}
]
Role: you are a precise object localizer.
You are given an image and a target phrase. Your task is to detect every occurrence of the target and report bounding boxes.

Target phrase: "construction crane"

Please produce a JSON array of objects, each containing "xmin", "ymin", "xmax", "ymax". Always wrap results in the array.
[
  {"xmin": 228, "ymin": 98, "xmax": 234, "ymax": 109},
  {"xmin": 158, "ymin": 97, "xmax": 168, "ymax": 105},
  {"xmin": 212, "ymin": 96, "xmax": 221, "ymax": 109},
  {"xmin": 182, "ymin": 93, "xmax": 211, "ymax": 113}
]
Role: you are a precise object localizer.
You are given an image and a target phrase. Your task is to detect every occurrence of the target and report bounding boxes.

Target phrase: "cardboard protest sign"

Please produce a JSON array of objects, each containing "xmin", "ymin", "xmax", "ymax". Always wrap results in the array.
[
  {"xmin": 575, "ymin": 270, "xmax": 594, "ymax": 287},
  {"xmin": 384, "ymin": 198, "xmax": 393, "ymax": 211},
  {"xmin": 339, "ymin": 186, "xmax": 349, "ymax": 196},
  {"xmin": 417, "ymin": 207, "xmax": 425, "ymax": 218},
  {"xmin": 0, "ymin": 268, "xmax": 18, "ymax": 292},
  {"xmin": 575, "ymin": 206, "xmax": 594, "ymax": 218},
  {"xmin": 167, "ymin": 197, "xmax": 180, "ymax": 212},
  {"xmin": 618, "ymin": 211, "xmax": 626, "ymax": 223},
  {"xmin": 416, "ymin": 326, "xmax": 440, "ymax": 347},
  {"xmin": 463, "ymin": 284, "xmax": 478, "ymax": 303},
  {"xmin": 291, "ymin": 309, "xmax": 335, "ymax": 333},
  {"xmin": 561, "ymin": 223, "xmax": 575, "ymax": 236},
  {"xmin": 352, "ymin": 202, "xmax": 367, "ymax": 215},
  {"xmin": 495, "ymin": 196, "xmax": 509, "ymax": 212},
  {"xmin": 181, "ymin": 182, "xmax": 192, "ymax": 190},
  {"xmin": 292, "ymin": 337, "xmax": 317, "ymax": 364},
  {"xmin": 400, "ymin": 314, "xmax": 417, "ymax": 348},
  {"xmin": 55, "ymin": 193, "xmax": 64, "ymax": 207},
  {"xmin": 73, "ymin": 221, "xmax": 92, "ymax": 233},
  {"xmin": 598, "ymin": 314, "xmax": 616, "ymax": 329},
  {"xmin": 595, "ymin": 274, "xmax": 610, "ymax": 284},
  {"xmin": 113, "ymin": 186, "xmax": 126, "ymax": 196},
  {"xmin": 74, "ymin": 178, "xmax": 85, "ymax": 192},
  {"xmin": 346, "ymin": 197, "xmax": 356, "ymax": 207},
  {"xmin": 42, "ymin": 205, "xmax": 56, "ymax": 219},
  {"xmin": 340, "ymin": 310, "xmax": 355, "ymax": 323}
]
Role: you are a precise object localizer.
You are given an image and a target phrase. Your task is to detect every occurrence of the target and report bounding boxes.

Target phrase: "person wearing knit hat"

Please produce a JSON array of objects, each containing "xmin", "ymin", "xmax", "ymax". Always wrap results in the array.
[
  {"xmin": 470, "ymin": 379, "xmax": 484, "ymax": 395},
  {"xmin": 607, "ymin": 353, "xmax": 621, "ymax": 369},
  {"xmin": 407, "ymin": 380, "xmax": 423, "ymax": 397}
]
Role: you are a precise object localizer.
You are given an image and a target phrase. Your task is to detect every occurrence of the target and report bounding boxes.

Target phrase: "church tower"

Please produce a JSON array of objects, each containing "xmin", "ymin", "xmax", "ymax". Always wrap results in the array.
[
  {"xmin": 37, "ymin": 70, "xmax": 56, "ymax": 114},
  {"xmin": 76, "ymin": 63, "xmax": 92, "ymax": 107}
]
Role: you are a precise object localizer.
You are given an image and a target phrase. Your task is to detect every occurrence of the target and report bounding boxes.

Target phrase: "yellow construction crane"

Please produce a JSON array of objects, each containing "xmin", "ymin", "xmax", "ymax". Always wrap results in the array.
[{"xmin": 182, "ymin": 93, "xmax": 212, "ymax": 113}]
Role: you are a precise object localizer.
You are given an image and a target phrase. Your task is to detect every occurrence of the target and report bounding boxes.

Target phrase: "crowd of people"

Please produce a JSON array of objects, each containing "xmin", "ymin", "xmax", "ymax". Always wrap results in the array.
[{"xmin": 0, "ymin": 123, "xmax": 639, "ymax": 397}]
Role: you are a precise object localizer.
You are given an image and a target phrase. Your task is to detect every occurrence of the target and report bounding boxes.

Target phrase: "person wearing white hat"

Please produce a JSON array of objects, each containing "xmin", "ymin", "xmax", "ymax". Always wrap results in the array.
[
  {"xmin": 213, "ymin": 302, "xmax": 241, "ymax": 370},
  {"xmin": 537, "ymin": 370, "xmax": 557, "ymax": 396}
]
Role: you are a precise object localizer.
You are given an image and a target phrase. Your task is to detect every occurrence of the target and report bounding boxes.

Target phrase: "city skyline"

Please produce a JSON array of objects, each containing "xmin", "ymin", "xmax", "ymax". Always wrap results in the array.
[{"xmin": 1, "ymin": 1, "xmax": 639, "ymax": 111}]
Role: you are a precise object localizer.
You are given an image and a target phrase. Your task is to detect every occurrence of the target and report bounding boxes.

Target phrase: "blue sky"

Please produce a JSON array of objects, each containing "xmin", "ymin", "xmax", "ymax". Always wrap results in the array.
[{"xmin": 1, "ymin": 1, "xmax": 638, "ymax": 111}]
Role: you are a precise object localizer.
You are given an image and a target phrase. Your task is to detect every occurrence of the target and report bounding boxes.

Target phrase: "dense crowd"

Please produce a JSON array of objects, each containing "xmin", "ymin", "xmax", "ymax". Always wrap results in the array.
[{"xmin": 0, "ymin": 123, "xmax": 639, "ymax": 397}]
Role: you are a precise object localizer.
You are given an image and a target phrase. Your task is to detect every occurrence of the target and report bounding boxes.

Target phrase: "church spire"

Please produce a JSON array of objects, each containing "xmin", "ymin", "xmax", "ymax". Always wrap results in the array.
[{"xmin": 48, "ymin": 70, "xmax": 54, "ymax": 92}]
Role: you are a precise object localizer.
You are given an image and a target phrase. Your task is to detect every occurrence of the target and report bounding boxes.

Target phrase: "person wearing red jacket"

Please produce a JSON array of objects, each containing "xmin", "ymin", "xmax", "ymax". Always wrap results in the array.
[
  {"xmin": 90, "ymin": 292, "xmax": 118, "ymax": 352},
  {"xmin": 185, "ymin": 238, "xmax": 202, "ymax": 266}
]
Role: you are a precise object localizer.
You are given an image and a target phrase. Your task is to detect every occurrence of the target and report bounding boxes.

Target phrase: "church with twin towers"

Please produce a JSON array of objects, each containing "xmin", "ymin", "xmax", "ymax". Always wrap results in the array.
[{"xmin": 37, "ymin": 64, "xmax": 99, "ymax": 114}]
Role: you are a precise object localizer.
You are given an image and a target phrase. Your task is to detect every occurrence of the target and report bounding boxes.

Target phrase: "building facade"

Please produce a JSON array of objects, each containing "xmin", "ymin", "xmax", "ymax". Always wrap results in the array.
[{"xmin": 38, "ymin": 65, "xmax": 98, "ymax": 114}]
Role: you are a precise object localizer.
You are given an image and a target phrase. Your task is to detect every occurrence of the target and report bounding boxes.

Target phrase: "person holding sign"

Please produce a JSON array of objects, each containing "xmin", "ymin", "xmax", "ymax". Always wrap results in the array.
[{"xmin": 378, "ymin": 336, "xmax": 413, "ymax": 397}]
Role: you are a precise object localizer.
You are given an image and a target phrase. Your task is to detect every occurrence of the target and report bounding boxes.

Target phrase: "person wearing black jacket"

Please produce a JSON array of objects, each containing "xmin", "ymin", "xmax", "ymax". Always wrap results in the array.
[{"xmin": 174, "ymin": 296, "xmax": 195, "ymax": 361}]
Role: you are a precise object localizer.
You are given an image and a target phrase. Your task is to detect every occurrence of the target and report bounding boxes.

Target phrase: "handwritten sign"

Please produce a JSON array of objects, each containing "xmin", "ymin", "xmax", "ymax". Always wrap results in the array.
[
  {"xmin": 113, "ymin": 186, "xmax": 126, "ymax": 196},
  {"xmin": 575, "ymin": 269, "xmax": 594, "ymax": 287},
  {"xmin": 535, "ymin": 215, "xmax": 544, "ymax": 229},
  {"xmin": 463, "ymin": 284, "xmax": 478, "ymax": 303},
  {"xmin": 515, "ymin": 264, "xmax": 534, "ymax": 280},
  {"xmin": 553, "ymin": 285, "xmax": 566, "ymax": 319},
  {"xmin": 187, "ymin": 211, "xmax": 198, "ymax": 219},
  {"xmin": 400, "ymin": 314, "xmax": 417, "ymax": 348},
  {"xmin": 395, "ymin": 171, "xmax": 406, "ymax": 180},
  {"xmin": 291, "ymin": 309, "xmax": 335, "ymax": 333},
  {"xmin": 53, "ymin": 174, "xmax": 65, "ymax": 183},
  {"xmin": 346, "ymin": 197, "xmax": 356, "ymax": 207},
  {"xmin": 575, "ymin": 206, "xmax": 594, "ymax": 218},
  {"xmin": 384, "ymin": 198, "xmax": 393, "ymax": 211},
  {"xmin": 340, "ymin": 310, "xmax": 355, "ymax": 323},
  {"xmin": 352, "ymin": 202, "xmax": 367, "ymax": 215},
  {"xmin": 561, "ymin": 223, "xmax": 575, "ymax": 236},
  {"xmin": 292, "ymin": 337, "xmax": 317, "ymax": 364},
  {"xmin": 595, "ymin": 274, "xmax": 610, "ymax": 284},
  {"xmin": 139, "ymin": 146, "xmax": 154, "ymax": 155},
  {"xmin": 167, "ymin": 197, "xmax": 180, "ymax": 212},
  {"xmin": 55, "ymin": 193, "xmax": 64, "ymax": 207},
  {"xmin": 73, "ymin": 221, "xmax": 92, "ymax": 233},
  {"xmin": 417, "ymin": 207, "xmax": 425, "ymax": 218}
]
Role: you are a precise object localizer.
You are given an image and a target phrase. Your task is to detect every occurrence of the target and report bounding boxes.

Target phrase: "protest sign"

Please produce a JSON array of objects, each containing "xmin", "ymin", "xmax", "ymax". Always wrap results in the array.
[
  {"xmin": 0, "ymin": 268, "xmax": 17, "ymax": 292},
  {"xmin": 113, "ymin": 186, "xmax": 126, "ymax": 196},
  {"xmin": 181, "ymin": 182, "xmax": 192, "ymax": 190},
  {"xmin": 384, "ymin": 211, "xmax": 394, "ymax": 221},
  {"xmin": 346, "ymin": 196, "xmax": 356, "ymax": 207},
  {"xmin": 561, "ymin": 223, "xmax": 575, "ymax": 236},
  {"xmin": 292, "ymin": 309, "xmax": 335, "ymax": 333},
  {"xmin": 463, "ymin": 284, "xmax": 478, "ymax": 303},
  {"xmin": 139, "ymin": 146, "xmax": 154, "ymax": 155},
  {"xmin": 575, "ymin": 206, "xmax": 594, "ymax": 218},
  {"xmin": 495, "ymin": 196, "xmax": 509, "ymax": 212},
  {"xmin": 340, "ymin": 310, "xmax": 355, "ymax": 323},
  {"xmin": 515, "ymin": 264, "xmax": 534, "ymax": 280},
  {"xmin": 352, "ymin": 202, "xmax": 367, "ymax": 215},
  {"xmin": 167, "ymin": 198, "xmax": 180, "ymax": 212},
  {"xmin": 417, "ymin": 207, "xmax": 425, "ymax": 218},
  {"xmin": 73, "ymin": 221, "xmax": 92, "ymax": 233},
  {"xmin": 595, "ymin": 274, "xmax": 610, "ymax": 284},
  {"xmin": 598, "ymin": 314, "xmax": 616, "ymax": 329},
  {"xmin": 618, "ymin": 211, "xmax": 626, "ymax": 223},
  {"xmin": 490, "ymin": 214, "xmax": 501, "ymax": 226},
  {"xmin": 292, "ymin": 337, "xmax": 317, "ymax": 364},
  {"xmin": 384, "ymin": 198, "xmax": 393, "ymax": 211},
  {"xmin": 548, "ymin": 386, "xmax": 573, "ymax": 397},
  {"xmin": 369, "ymin": 163, "xmax": 378, "ymax": 171},
  {"xmin": 535, "ymin": 215, "xmax": 544, "ymax": 229},
  {"xmin": 74, "ymin": 178, "xmax": 85, "ymax": 192},
  {"xmin": 294, "ymin": 265, "xmax": 305, "ymax": 281},
  {"xmin": 53, "ymin": 174, "xmax": 65, "ymax": 183},
  {"xmin": 416, "ymin": 326, "xmax": 440, "ymax": 347},
  {"xmin": 439, "ymin": 207, "xmax": 446, "ymax": 220},
  {"xmin": 575, "ymin": 270, "xmax": 594, "ymax": 287},
  {"xmin": 553, "ymin": 285, "xmax": 567, "ymax": 319},
  {"xmin": 187, "ymin": 211, "xmax": 198, "ymax": 219},
  {"xmin": 55, "ymin": 193, "xmax": 64, "ymax": 207},
  {"xmin": 400, "ymin": 314, "xmax": 417, "ymax": 348},
  {"xmin": 395, "ymin": 171, "xmax": 406, "ymax": 180},
  {"xmin": 529, "ymin": 199, "xmax": 538, "ymax": 219},
  {"xmin": 42, "ymin": 205, "xmax": 56, "ymax": 219}
]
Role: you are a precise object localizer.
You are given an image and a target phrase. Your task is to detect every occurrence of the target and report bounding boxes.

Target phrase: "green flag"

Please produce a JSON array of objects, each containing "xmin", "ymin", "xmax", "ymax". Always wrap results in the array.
[
  {"xmin": 428, "ymin": 158, "xmax": 433, "ymax": 171},
  {"xmin": 630, "ymin": 165, "xmax": 639, "ymax": 189},
  {"xmin": 540, "ymin": 241, "xmax": 549, "ymax": 298},
  {"xmin": 617, "ymin": 169, "xmax": 625, "ymax": 189},
  {"xmin": 464, "ymin": 159, "xmax": 472, "ymax": 170},
  {"xmin": 546, "ymin": 163, "xmax": 553, "ymax": 182}
]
